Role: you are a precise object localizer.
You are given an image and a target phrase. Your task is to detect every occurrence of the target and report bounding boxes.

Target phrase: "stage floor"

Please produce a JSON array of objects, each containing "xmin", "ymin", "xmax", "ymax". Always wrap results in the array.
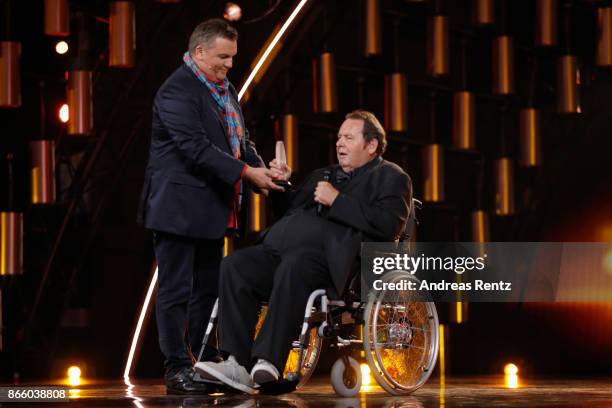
[{"xmin": 3, "ymin": 376, "xmax": 612, "ymax": 407}]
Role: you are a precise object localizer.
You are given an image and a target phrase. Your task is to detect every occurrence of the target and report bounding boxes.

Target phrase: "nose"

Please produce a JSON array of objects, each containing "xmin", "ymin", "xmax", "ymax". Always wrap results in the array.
[
  {"xmin": 336, "ymin": 138, "xmax": 343, "ymax": 148},
  {"xmin": 225, "ymin": 58, "xmax": 233, "ymax": 69}
]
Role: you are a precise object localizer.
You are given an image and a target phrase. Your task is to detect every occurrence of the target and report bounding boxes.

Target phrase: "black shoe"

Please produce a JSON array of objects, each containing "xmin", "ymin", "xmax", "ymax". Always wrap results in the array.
[{"xmin": 166, "ymin": 367, "xmax": 218, "ymax": 395}]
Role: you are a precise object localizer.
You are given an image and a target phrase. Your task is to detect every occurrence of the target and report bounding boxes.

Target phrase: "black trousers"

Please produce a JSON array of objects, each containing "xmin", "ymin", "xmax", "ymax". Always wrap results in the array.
[
  {"xmin": 218, "ymin": 213, "xmax": 334, "ymax": 373},
  {"xmin": 153, "ymin": 231, "xmax": 223, "ymax": 377}
]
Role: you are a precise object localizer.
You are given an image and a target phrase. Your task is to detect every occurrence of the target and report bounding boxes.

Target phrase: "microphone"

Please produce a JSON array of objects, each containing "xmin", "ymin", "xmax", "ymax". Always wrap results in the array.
[{"xmin": 317, "ymin": 169, "xmax": 332, "ymax": 216}]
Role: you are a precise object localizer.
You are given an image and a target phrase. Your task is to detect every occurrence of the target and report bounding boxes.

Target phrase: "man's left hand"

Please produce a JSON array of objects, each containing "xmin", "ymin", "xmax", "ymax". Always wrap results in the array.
[{"xmin": 314, "ymin": 181, "xmax": 339, "ymax": 207}]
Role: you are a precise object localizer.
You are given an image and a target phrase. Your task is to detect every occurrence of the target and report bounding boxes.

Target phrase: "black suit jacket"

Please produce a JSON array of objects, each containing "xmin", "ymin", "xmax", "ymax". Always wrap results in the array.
[
  {"xmin": 271, "ymin": 157, "xmax": 412, "ymax": 294},
  {"xmin": 137, "ymin": 64, "xmax": 264, "ymax": 239}
]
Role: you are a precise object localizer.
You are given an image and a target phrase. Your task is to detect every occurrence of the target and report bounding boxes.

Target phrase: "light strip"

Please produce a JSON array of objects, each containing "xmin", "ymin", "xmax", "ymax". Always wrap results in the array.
[
  {"xmin": 123, "ymin": 267, "xmax": 158, "ymax": 379},
  {"xmin": 238, "ymin": 0, "xmax": 309, "ymax": 101}
]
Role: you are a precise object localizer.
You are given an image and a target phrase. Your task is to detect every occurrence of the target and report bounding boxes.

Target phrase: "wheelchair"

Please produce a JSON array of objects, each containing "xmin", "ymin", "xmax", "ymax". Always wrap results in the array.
[{"xmin": 198, "ymin": 199, "xmax": 439, "ymax": 397}]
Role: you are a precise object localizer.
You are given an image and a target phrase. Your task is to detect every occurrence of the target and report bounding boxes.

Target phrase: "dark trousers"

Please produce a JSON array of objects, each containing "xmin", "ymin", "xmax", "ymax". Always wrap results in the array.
[
  {"xmin": 153, "ymin": 230, "xmax": 223, "ymax": 377},
  {"xmin": 218, "ymin": 242, "xmax": 333, "ymax": 373}
]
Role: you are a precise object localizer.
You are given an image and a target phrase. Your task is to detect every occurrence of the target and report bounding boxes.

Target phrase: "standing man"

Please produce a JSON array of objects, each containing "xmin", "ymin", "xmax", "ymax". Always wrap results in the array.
[{"xmin": 137, "ymin": 18, "xmax": 281, "ymax": 394}]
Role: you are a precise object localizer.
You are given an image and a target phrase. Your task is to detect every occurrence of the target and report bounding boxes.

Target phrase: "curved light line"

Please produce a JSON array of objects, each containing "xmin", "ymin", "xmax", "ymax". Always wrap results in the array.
[
  {"xmin": 238, "ymin": 0, "xmax": 309, "ymax": 101},
  {"xmin": 123, "ymin": 267, "xmax": 158, "ymax": 379}
]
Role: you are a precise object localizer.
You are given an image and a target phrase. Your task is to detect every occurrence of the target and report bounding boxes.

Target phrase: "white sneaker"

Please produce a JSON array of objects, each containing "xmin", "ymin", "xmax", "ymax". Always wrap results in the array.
[
  {"xmin": 194, "ymin": 355, "xmax": 255, "ymax": 394},
  {"xmin": 251, "ymin": 358, "xmax": 280, "ymax": 385}
]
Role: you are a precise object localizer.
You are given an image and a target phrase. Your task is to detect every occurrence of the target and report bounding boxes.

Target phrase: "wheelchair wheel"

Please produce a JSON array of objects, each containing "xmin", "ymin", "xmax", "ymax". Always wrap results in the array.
[
  {"xmin": 256, "ymin": 306, "xmax": 322, "ymax": 388},
  {"xmin": 363, "ymin": 271, "xmax": 439, "ymax": 395},
  {"xmin": 330, "ymin": 356, "xmax": 361, "ymax": 397}
]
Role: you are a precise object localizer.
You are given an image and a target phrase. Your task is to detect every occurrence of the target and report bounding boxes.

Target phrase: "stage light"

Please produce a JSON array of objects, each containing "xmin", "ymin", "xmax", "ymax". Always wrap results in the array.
[
  {"xmin": 384, "ymin": 73, "xmax": 408, "ymax": 132},
  {"xmin": 423, "ymin": 144, "xmax": 445, "ymax": 202},
  {"xmin": 494, "ymin": 158, "xmax": 515, "ymax": 216},
  {"xmin": 0, "ymin": 41, "xmax": 22, "ymax": 108},
  {"xmin": 67, "ymin": 366, "xmax": 82, "ymax": 386},
  {"xmin": 59, "ymin": 103, "xmax": 69, "ymax": 123},
  {"xmin": 248, "ymin": 190, "xmax": 265, "ymax": 232},
  {"xmin": 504, "ymin": 363, "xmax": 518, "ymax": 375},
  {"xmin": 124, "ymin": 267, "xmax": 158, "ymax": 379},
  {"xmin": 55, "ymin": 40, "xmax": 69, "ymax": 54},
  {"xmin": 68, "ymin": 389, "xmax": 81, "ymax": 399},
  {"xmin": 224, "ymin": 2, "xmax": 242, "ymax": 22},
  {"xmin": 360, "ymin": 363, "xmax": 371, "ymax": 386},
  {"xmin": 238, "ymin": 0, "xmax": 309, "ymax": 101},
  {"xmin": 505, "ymin": 374, "xmax": 519, "ymax": 389},
  {"xmin": 30, "ymin": 141, "xmax": 56, "ymax": 204},
  {"xmin": 0, "ymin": 212, "xmax": 23, "ymax": 276}
]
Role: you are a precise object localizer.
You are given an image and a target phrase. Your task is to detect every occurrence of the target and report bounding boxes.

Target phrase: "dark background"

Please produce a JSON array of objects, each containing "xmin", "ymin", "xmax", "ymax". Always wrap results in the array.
[{"xmin": 0, "ymin": 0, "xmax": 611, "ymax": 381}]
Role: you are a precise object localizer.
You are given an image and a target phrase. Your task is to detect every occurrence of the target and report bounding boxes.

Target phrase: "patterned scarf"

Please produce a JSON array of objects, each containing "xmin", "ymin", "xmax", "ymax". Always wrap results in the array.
[{"xmin": 183, "ymin": 51, "xmax": 243, "ymax": 159}]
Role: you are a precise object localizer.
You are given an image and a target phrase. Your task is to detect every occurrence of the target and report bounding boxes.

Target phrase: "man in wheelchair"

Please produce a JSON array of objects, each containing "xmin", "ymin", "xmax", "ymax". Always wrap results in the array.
[{"xmin": 195, "ymin": 110, "xmax": 412, "ymax": 394}]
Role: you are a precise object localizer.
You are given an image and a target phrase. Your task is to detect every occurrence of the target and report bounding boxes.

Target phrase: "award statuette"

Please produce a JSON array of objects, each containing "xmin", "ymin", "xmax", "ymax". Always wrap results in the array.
[{"xmin": 274, "ymin": 141, "xmax": 292, "ymax": 188}]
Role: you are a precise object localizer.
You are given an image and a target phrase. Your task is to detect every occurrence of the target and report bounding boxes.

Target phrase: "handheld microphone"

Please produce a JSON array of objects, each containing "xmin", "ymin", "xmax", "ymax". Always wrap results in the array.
[{"xmin": 317, "ymin": 170, "xmax": 332, "ymax": 216}]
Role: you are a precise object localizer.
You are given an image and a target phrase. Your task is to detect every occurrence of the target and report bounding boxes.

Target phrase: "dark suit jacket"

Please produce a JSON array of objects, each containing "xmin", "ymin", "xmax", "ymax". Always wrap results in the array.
[
  {"xmin": 271, "ymin": 157, "xmax": 412, "ymax": 295},
  {"xmin": 137, "ymin": 64, "xmax": 264, "ymax": 239}
]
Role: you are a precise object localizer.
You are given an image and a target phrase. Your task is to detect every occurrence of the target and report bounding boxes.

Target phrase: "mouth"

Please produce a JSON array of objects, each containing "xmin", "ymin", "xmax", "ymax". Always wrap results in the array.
[{"xmin": 337, "ymin": 151, "xmax": 347, "ymax": 158}]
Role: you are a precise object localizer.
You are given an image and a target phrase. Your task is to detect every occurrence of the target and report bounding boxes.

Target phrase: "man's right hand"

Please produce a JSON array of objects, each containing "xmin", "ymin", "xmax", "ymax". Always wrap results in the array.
[{"xmin": 244, "ymin": 166, "xmax": 285, "ymax": 191}]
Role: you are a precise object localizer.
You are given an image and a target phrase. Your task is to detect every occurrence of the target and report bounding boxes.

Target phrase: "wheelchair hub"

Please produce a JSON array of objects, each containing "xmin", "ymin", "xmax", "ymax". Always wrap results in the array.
[{"xmin": 388, "ymin": 321, "xmax": 413, "ymax": 345}]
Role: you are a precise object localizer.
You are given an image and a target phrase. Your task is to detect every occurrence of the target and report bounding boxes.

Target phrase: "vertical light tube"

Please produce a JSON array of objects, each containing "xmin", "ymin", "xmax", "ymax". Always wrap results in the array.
[
  {"xmin": 423, "ymin": 144, "xmax": 445, "ymax": 202},
  {"xmin": 452, "ymin": 91, "xmax": 475, "ymax": 150},
  {"xmin": 312, "ymin": 52, "xmax": 337, "ymax": 113},
  {"xmin": 597, "ymin": 7, "xmax": 612, "ymax": 67},
  {"xmin": 248, "ymin": 191, "xmax": 265, "ymax": 233},
  {"xmin": 44, "ymin": 0, "xmax": 70, "ymax": 36},
  {"xmin": 427, "ymin": 15, "xmax": 450, "ymax": 77},
  {"xmin": 492, "ymin": 36, "xmax": 514, "ymax": 95},
  {"xmin": 535, "ymin": 0, "xmax": 557, "ymax": 47},
  {"xmin": 557, "ymin": 55, "xmax": 581, "ymax": 114},
  {"xmin": 519, "ymin": 108, "xmax": 541, "ymax": 167},
  {"xmin": 0, "ymin": 42, "xmax": 21, "ymax": 108},
  {"xmin": 109, "ymin": 1, "xmax": 135, "ymax": 68},
  {"xmin": 30, "ymin": 141, "xmax": 56, "ymax": 204},
  {"xmin": 67, "ymin": 70, "xmax": 93, "ymax": 135},
  {"xmin": 494, "ymin": 158, "xmax": 515, "ymax": 216},
  {"xmin": 0, "ymin": 212, "xmax": 23, "ymax": 276},
  {"xmin": 384, "ymin": 73, "xmax": 408, "ymax": 133},
  {"xmin": 364, "ymin": 0, "xmax": 382, "ymax": 57},
  {"xmin": 473, "ymin": 0, "xmax": 495, "ymax": 26}
]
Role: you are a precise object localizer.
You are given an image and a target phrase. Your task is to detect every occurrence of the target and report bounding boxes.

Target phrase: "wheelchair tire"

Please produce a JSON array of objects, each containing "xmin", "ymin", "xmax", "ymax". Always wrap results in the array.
[
  {"xmin": 363, "ymin": 270, "xmax": 439, "ymax": 395},
  {"xmin": 330, "ymin": 356, "xmax": 361, "ymax": 397}
]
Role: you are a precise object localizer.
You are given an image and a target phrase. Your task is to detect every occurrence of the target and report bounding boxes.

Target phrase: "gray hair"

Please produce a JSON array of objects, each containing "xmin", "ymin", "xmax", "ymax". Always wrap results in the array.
[
  {"xmin": 345, "ymin": 110, "xmax": 387, "ymax": 155},
  {"xmin": 188, "ymin": 18, "xmax": 238, "ymax": 53}
]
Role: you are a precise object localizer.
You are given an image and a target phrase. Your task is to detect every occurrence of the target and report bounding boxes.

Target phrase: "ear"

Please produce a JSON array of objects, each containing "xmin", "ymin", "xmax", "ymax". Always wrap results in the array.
[
  {"xmin": 366, "ymin": 138, "xmax": 378, "ymax": 155},
  {"xmin": 194, "ymin": 46, "xmax": 205, "ymax": 61}
]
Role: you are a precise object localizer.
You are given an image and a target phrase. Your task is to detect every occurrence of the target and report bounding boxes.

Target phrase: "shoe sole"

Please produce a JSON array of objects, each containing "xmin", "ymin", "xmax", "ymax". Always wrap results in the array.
[
  {"xmin": 192, "ymin": 372, "xmax": 223, "ymax": 385},
  {"xmin": 252, "ymin": 368, "xmax": 279, "ymax": 386},
  {"xmin": 194, "ymin": 363, "xmax": 255, "ymax": 395}
]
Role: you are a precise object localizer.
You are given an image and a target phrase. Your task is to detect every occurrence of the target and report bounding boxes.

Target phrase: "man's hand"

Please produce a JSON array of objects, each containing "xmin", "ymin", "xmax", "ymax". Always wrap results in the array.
[
  {"xmin": 269, "ymin": 159, "xmax": 292, "ymax": 181},
  {"xmin": 314, "ymin": 181, "xmax": 339, "ymax": 207},
  {"xmin": 244, "ymin": 166, "xmax": 284, "ymax": 191}
]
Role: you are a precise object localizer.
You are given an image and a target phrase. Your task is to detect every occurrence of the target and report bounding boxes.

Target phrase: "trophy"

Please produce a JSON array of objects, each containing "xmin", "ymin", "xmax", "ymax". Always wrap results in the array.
[{"xmin": 274, "ymin": 141, "xmax": 292, "ymax": 187}]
